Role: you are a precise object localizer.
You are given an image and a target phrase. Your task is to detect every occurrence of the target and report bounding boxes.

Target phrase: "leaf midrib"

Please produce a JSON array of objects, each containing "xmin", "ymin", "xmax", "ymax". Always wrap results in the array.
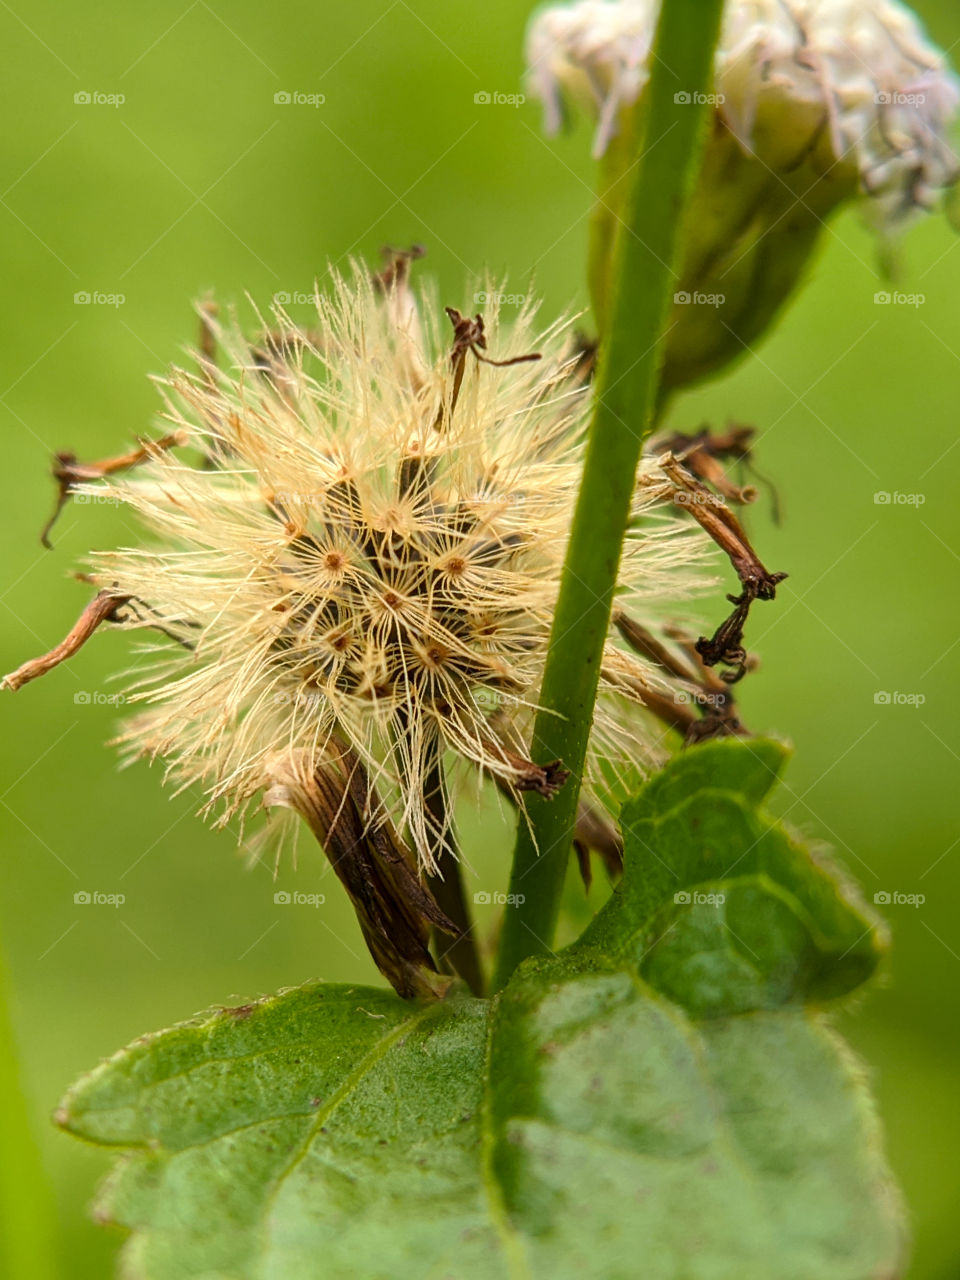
[{"xmin": 254, "ymin": 998, "xmax": 449, "ymax": 1272}]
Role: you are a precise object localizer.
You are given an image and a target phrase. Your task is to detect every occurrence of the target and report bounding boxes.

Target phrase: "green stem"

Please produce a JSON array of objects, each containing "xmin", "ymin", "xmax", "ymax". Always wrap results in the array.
[
  {"xmin": 424, "ymin": 751, "xmax": 486, "ymax": 996},
  {"xmin": 494, "ymin": 0, "xmax": 726, "ymax": 989}
]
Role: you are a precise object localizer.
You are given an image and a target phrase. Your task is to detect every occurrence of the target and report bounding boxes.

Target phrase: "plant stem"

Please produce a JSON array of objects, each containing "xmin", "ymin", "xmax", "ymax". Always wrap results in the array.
[
  {"xmin": 424, "ymin": 751, "xmax": 486, "ymax": 996},
  {"xmin": 493, "ymin": 0, "xmax": 726, "ymax": 990}
]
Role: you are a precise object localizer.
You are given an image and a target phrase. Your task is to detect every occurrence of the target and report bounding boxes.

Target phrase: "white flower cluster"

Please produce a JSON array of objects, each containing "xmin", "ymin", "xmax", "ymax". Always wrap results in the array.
[{"xmin": 527, "ymin": 0, "xmax": 959, "ymax": 222}]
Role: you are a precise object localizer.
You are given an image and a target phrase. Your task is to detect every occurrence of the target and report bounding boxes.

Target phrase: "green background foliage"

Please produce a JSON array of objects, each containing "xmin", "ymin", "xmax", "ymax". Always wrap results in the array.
[{"xmin": 0, "ymin": 1, "xmax": 957, "ymax": 1275}]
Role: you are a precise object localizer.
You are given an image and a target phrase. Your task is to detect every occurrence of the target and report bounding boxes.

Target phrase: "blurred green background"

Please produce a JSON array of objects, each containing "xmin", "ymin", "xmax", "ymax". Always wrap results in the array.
[{"xmin": 0, "ymin": 1, "xmax": 958, "ymax": 1275}]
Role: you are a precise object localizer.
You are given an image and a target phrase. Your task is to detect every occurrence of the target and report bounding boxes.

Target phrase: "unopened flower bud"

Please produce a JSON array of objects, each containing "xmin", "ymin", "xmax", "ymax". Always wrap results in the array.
[{"xmin": 527, "ymin": 0, "xmax": 960, "ymax": 394}]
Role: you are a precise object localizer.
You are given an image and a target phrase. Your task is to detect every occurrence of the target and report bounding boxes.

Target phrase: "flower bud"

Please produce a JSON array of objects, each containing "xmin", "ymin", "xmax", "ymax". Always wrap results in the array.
[{"xmin": 527, "ymin": 0, "xmax": 960, "ymax": 395}]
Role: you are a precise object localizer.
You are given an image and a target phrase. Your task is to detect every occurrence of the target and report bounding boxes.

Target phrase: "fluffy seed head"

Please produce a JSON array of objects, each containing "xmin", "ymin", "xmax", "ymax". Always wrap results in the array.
[{"xmin": 82, "ymin": 270, "xmax": 713, "ymax": 871}]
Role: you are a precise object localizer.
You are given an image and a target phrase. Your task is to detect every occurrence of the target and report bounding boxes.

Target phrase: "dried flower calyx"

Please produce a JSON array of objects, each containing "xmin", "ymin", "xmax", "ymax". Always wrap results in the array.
[{"xmin": 264, "ymin": 747, "xmax": 458, "ymax": 999}]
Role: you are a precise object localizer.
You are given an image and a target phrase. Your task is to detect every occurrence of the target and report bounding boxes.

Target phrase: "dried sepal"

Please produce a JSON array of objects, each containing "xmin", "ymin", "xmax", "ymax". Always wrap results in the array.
[
  {"xmin": 264, "ymin": 745, "xmax": 458, "ymax": 1000},
  {"xmin": 651, "ymin": 425, "xmax": 759, "ymax": 507},
  {"xmin": 613, "ymin": 611, "xmax": 748, "ymax": 743},
  {"xmin": 2, "ymin": 590, "xmax": 131, "ymax": 691},
  {"xmin": 650, "ymin": 454, "xmax": 786, "ymax": 684},
  {"xmin": 40, "ymin": 433, "xmax": 187, "ymax": 548}
]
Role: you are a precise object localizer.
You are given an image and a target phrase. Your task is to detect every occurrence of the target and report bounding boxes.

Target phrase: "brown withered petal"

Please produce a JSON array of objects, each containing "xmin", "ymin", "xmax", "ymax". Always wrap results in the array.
[
  {"xmin": 264, "ymin": 746, "xmax": 460, "ymax": 1000},
  {"xmin": 652, "ymin": 455, "xmax": 786, "ymax": 684},
  {"xmin": 612, "ymin": 611, "xmax": 750, "ymax": 745},
  {"xmin": 486, "ymin": 746, "xmax": 619, "ymax": 891},
  {"xmin": 573, "ymin": 800, "xmax": 623, "ymax": 891},
  {"xmin": 650, "ymin": 425, "xmax": 759, "ymax": 507}
]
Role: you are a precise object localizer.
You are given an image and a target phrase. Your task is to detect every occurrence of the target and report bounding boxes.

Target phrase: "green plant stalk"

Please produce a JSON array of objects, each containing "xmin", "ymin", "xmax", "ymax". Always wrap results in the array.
[{"xmin": 494, "ymin": 0, "xmax": 726, "ymax": 989}]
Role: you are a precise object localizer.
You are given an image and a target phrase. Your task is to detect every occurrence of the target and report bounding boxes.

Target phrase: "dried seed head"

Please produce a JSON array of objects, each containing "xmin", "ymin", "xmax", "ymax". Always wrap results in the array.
[{"xmin": 35, "ymin": 268, "xmax": 715, "ymax": 872}]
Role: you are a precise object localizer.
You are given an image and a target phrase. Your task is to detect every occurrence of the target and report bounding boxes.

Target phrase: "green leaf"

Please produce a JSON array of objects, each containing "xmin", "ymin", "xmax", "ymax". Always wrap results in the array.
[
  {"xmin": 577, "ymin": 739, "xmax": 886, "ymax": 1014},
  {"xmin": 59, "ymin": 741, "xmax": 901, "ymax": 1279}
]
